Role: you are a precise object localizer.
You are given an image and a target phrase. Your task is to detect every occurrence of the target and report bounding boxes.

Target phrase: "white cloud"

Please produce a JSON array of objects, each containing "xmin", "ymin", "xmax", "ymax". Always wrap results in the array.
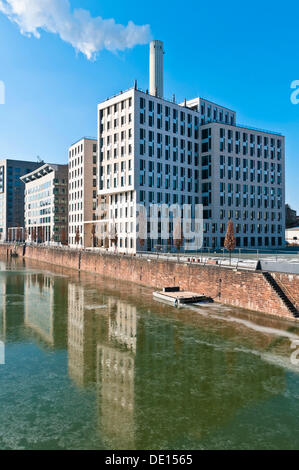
[{"xmin": 0, "ymin": 0, "xmax": 151, "ymax": 59}]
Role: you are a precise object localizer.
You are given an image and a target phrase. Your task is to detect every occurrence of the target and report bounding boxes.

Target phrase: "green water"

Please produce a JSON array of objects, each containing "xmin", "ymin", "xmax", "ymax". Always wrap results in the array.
[{"xmin": 0, "ymin": 258, "xmax": 299, "ymax": 450}]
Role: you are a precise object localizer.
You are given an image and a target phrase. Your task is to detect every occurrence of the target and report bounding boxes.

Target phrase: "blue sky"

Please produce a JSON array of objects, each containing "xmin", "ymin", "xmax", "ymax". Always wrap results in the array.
[{"xmin": 0, "ymin": 0, "xmax": 298, "ymax": 210}]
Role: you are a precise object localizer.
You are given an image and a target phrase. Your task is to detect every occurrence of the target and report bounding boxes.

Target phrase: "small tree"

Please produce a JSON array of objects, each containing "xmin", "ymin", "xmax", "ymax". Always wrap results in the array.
[
  {"xmin": 104, "ymin": 236, "xmax": 109, "ymax": 249},
  {"xmin": 38, "ymin": 226, "xmax": 43, "ymax": 244},
  {"xmin": 16, "ymin": 225, "xmax": 22, "ymax": 242},
  {"xmin": 224, "ymin": 219, "xmax": 236, "ymax": 264},
  {"xmin": 91, "ymin": 224, "xmax": 96, "ymax": 248},
  {"xmin": 109, "ymin": 222, "xmax": 118, "ymax": 252},
  {"xmin": 75, "ymin": 227, "xmax": 80, "ymax": 245},
  {"xmin": 60, "ymin": 227, "xmax": 67, "ymax": 245},
  {"xmin": 173, "ymin": 218, "xmax": 184, "ymax": 252},
  {"xmin": 114, "ymin": 230, "xmax": 118, "ymax": 249},
  {"xmin": 101, "ymin": 223, "xmax": 109, "ymax": 249}
]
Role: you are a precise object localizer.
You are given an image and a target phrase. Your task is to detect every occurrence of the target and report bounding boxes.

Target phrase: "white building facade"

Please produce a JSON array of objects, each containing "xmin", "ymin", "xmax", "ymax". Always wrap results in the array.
[
  {"xmin": 68, "ymin": 138, "xmax": 97, "ymax": 248},
  {"xmin": 96, "ymin": 41, "xmax": 285, "ymax": 254}
]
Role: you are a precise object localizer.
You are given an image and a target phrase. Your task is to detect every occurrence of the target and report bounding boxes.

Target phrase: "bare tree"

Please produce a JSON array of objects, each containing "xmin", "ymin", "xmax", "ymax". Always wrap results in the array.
[
  {"xmin": 91, "ymin": 224, "xmax": 96, "ymax": 248},
  {"xmin": 173, "ymin": 218, "xmax": 184, "ymax": 252},
  {"xmin": 75, "ymin": 227, "xmax": 81, "ymax": 246},
  {"xmin": 60, "ymin": 227, "xmax": 67, "ymax": 245},
  {"xmin": 109, "ymin": 221, "xmax": 118, "ymax": 252},
  {"xmin": 224, "ymin": 219, "xmax": 236, "ymax": 264},
  {"xmin": 38, "ymin": 226, "xmax": 43, "ymax": 243},
  {"xmin": 16, "ymin": 225, "xmax": 21, "ymax": 242}
]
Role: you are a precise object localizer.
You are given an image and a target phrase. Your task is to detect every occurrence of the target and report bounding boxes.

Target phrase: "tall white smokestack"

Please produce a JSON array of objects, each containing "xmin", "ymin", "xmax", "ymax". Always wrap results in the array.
[{"xmin": 149, "ymin": 40, "xmax": 164, "ymax": 98}]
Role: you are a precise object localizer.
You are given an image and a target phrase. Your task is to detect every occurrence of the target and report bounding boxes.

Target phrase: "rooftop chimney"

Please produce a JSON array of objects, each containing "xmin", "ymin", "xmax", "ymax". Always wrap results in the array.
[{"xmin": 149, "ymin": 40, "xmax": 164, "ymax": 99}]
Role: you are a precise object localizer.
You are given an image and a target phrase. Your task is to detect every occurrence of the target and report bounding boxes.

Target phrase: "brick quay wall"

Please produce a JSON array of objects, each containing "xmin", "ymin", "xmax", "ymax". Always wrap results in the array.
[{"xmin": 1, "ymin": 244, "xmax": 298, "ymax": 321}]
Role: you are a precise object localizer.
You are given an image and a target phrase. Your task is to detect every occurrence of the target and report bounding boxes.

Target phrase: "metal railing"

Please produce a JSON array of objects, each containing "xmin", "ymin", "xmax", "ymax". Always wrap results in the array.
[
  {"xmin": 237, "ymin": 123, "xmax": 282, "ymax": 136},
  {"xmin": 274, "ymin": 276, "xmax": 299, "ymax": 309}
]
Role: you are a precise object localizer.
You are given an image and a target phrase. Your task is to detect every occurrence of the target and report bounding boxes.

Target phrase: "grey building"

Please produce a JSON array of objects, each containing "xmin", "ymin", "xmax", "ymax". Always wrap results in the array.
[{"xmin": 0, "ymin": 159, "xmax": 40, "ymax": 241}]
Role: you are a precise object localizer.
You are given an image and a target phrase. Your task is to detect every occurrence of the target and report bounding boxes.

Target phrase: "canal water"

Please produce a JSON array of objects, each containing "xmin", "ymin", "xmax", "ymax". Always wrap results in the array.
[{"xmin": 0, "ymin": 258, "xmax": 299, "ymax": 450}]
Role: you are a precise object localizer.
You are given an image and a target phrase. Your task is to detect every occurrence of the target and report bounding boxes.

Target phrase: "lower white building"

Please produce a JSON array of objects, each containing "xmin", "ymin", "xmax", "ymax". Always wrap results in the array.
[
  {"xmin": 21, "ymin": 163, "xmax": 68, "ymax": 244},
  {"xmin": 68, "ymin": 138, "xmax": 97, "ymax": 248}
]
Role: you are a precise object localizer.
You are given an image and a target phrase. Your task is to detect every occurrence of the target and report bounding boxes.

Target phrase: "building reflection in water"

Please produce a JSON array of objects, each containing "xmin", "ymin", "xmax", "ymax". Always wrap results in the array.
[
  {"xmin": 64, "ymin": 280, "xmax": 288, "ymax": 449},
  {"xmin": 0, "ymin": 263, "xmax": 68, "ymax": 348},
  {"xmin": 97, "ymin": 297, "xmax": 137, "ymax": 449},
  {"xmin": 0, "ymin": 261, "xmax": 25, "ymax": 342},
  {"xmin": 0, "ymin": 263, "xmax": 289, "ymax": 449},
  {"xmin": 66, "ymin": 282, "xmax": 137, "ymax": 447},
  {"xmin": 95, "ymin": 293, "xmax": 286, "ymax": 449},
  {"xmin": 24, "ymin": 272, "xmax": 67, "ymax": 348},
  {"xmin": 24, "ymin": 274, "xmax": 55, "ymax": 345},
  {"xmin": 108, "ymin": 297, "xmax": 137, "ymax": 353},
  {"xmin": 97, "ymin": 345, "xmax": 135, "ymax": 449},
  {"xmin": 67, "ymin": 283, "xmax": 97, "ymax": 387}
]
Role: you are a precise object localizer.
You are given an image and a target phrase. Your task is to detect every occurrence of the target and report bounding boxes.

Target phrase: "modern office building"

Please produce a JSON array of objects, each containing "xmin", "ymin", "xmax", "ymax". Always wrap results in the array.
[
  {"xmin": 68, "ymin": 138, "xmax": 98, "ymax": 248},
  {"xmin": 21, "ymin": 163, "xmax": 68, "ymax": 244},
  {"xmin": 0, "ymin": 159, "xmax": 40, "ymax": 241},
  {"xmin": 196, "ymin": 116, "xmax": 285, "ymax": 250},
  {"xmin": 97, "ymin": 40, "xmax": 285, "ymax": 253}
]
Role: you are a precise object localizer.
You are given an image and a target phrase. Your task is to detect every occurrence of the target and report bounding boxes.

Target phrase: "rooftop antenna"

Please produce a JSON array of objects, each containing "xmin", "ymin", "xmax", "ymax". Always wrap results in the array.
[{"xmin": 134, "ymin": 79, "xmax": 137, "ymax": 90}]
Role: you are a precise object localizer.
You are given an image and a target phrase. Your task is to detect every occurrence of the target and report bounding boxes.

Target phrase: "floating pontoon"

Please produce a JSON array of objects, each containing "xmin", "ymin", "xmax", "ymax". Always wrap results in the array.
[{"xmin": 153, "ymin": 287, "xmax": 213, "ymax": 306}]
